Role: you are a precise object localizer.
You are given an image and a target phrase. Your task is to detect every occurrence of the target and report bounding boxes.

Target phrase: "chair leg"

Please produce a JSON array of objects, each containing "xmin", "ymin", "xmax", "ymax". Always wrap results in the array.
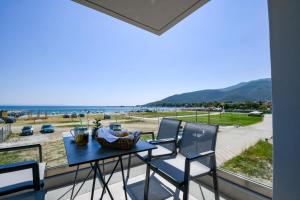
[
  {"xmin": 212, "ymin": 169, "xmax": 220, "ymax": 200},
  {"xmin": 183, "ymin": 181, "xmax": 189, "ymax": 200},
  {"xmin": 144, "ymin": 164, "xmax": 151, "ymax": 200}
]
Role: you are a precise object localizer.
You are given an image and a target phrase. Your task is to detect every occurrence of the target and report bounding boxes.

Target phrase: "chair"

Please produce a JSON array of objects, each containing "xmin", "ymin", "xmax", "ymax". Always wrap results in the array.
[
  {"xmin": 0, "ymin": 144, "xmax": 46, "ymax": 199},
  {"xmin": 127, "ymin": 118, "xmax": 181, "ymax": 178},
  {"xmin": 144, "ymin": 123, "xmax": 219, "ymax": 200}
]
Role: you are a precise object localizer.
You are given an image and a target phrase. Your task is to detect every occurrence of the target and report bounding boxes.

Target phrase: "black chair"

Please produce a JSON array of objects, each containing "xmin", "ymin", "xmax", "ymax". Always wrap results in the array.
[
  {"xmin": 127, "ymin": 118, "xmax": 181, "ymax": 179},
  {"xmin": 144, "ymin": 123, "xmax": 219, "ymax": 200},
  {"xmin": 0, "ymin": 144, "xmax": 46, "ymax": 199}
]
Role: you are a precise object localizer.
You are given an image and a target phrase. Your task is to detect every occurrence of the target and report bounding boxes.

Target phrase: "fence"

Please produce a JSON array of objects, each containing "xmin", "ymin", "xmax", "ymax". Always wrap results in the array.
[{"xmin": 0, "ymin": 124, "xmax": 12, "ymax": 143}]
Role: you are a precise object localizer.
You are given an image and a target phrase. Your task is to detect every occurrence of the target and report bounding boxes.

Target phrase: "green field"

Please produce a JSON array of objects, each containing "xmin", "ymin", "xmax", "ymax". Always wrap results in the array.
[
  {"xmin": 0, "ymin": 148, "xmax": 40, "ymax": 165},
  {"xmin": 222, "ymin": 140, "xmax": 272, "ymax": 180},
  {"xmin": 130, "ymin": 111, "xmax": 207, "ymax": 118},
  {"xmin": 177, "ymin": 113, "xmax": 263, "ymax": 126}
]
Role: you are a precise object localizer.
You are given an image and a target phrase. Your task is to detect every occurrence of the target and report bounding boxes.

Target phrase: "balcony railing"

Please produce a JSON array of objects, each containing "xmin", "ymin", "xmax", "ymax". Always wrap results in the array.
[{"xmin": 0, "ymin": 112, "xmax": 272, "ymax": 200}]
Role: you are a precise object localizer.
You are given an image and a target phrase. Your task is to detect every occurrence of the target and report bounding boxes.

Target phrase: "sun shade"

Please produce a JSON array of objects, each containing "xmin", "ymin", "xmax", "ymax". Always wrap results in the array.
[{"xmin": 73, "ymin": 0, "xmax": 209, "ymax": 35}]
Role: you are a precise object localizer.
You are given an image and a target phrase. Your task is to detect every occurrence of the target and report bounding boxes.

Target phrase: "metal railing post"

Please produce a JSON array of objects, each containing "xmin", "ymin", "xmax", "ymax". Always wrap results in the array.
[
  {"xmin": 1, "ymin": 127, "xmax": 3, "ymax": 143},
  {"xmin": 3, "ymin": 126, "xmax": 5, "ymax": 142},
  {"xmin": 4, "ymin": 126, "xmax": 6, "ymax": 140}
]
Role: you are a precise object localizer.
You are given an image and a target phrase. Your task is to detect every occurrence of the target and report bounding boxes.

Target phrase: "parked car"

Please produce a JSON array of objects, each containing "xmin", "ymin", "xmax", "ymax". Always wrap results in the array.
[
  {"xmin": 20, "ymin": 126, "xmax": 34, "ymax": 136},
  {"xmin": 63, "ymin": 114, "xmax": 70, "ymax": 118},
  {"xmin": 109, "ymin": 122, "xmax": 122, "ymax": 131},
  {"xmin": 248, "ymin": 111, "xmax": 264, "ymax": 117},
  {"xmin": 0, "ymin": 118, "xmax": 4, "ymax": 124},
  {"xmin": 4, "ymin": 117, "xmax": 16, "ymax": 124},
  {"xmin": 71, "ymin": 113, "xmax": 78, "ymax": 118},
  {"xmin": 104, "ymin": 114, "xmax": 111, "ymax": 120},
  {"xmin": 79, "ymin": 113, "xmax": 85, "ymax": 117},
  {"xmin": 40, "ymin": 124, "xmax": 54, "ymax": 133}
]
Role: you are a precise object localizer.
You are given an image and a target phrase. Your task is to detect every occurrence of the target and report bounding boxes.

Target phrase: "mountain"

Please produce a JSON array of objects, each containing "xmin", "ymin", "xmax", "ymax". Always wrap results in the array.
[{"xmin": 147, "ymin": 78, "xmax": 272, "ymax": 105}]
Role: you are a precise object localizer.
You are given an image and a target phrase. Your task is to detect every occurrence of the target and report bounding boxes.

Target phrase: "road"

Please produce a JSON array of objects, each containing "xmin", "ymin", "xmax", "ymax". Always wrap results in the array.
[{"xmin": 216, "ymin": 114, "xmax": 272, "ymax": 165}]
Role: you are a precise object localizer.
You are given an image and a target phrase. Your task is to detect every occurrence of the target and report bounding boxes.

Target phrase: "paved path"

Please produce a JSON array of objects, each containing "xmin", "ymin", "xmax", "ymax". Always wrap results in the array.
[{"xmin": 216, "ymin": 114, "xmax": 273, "ymax": 165}]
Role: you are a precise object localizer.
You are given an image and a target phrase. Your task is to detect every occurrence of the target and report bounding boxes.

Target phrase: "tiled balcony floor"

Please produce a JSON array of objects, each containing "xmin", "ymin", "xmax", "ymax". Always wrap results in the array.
[{"xmin": 46, "ymin": 165, "xmax": 229, "ymax": 200}]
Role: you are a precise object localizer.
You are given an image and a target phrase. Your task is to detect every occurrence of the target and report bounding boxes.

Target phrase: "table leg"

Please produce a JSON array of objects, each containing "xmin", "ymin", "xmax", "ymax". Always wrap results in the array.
[
  {"xmin": 73, "ymin": 167, "xmax": 94, "ymax": 198},
  {"xmin": 58, "ymin": 165, "xmax": 94, "ymax": 200},
  {"xmin": 90, "ymin": 162, "xmax": 105, "ymax": 194},
  {"xmin": 119, "ymin": 156, "xmax": 128, "ymax": 200},
  {"xmin": 144, "ymin": 150, "xmax": 152, "ymax": 200},
  {"xmin": 91, "ymin": 162, "xmax": 97, "ymax": 200},
  {"xmin": 126, "ymin": 154, "xmax": 131, "ymax": 181},
  {"xmin": 102, "ymin": 159, "xmax": 105, "ymax": 182},
  {"xmin": 70, "ymin": 165, "xmax": 79, "ymax": 200},
  {"xmin": 101, "ymin": 160, "xmax": 106, "ymax": 194},
  {"xmin": 97, "ymin": 160, "xmax": 117, "ymax": 200}
]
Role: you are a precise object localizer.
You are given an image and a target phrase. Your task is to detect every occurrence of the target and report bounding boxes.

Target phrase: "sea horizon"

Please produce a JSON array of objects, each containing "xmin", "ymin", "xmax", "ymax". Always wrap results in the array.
[{"xmin": 0, "ymin": 105, "xmax": 175, "ymax": 114}]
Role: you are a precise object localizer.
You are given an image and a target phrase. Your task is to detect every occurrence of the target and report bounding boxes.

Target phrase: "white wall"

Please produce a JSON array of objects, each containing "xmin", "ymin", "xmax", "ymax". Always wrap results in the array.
[{"xmin": 268, "ymin": 1, "xmax": 300, "ymax": 199}]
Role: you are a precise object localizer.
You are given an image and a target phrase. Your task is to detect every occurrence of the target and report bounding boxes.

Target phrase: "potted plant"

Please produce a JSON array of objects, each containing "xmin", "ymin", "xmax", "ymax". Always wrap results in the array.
[{"xmin": 92, "ymin": 118, "xmax": 102, "ymax": 138}]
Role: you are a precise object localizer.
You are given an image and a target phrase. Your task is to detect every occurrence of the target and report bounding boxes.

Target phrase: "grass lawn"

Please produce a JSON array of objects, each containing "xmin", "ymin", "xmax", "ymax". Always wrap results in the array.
[
  {"xmin": 177, "ymin": 113, "xmax": 263, "ymax": 126},
  {"xmin": 222, "ymin": 140, "xmax": 273, "ymax": 180},
  {"xmin": 0, "ymin": 151, "xmax": 22, "ymax": 165},
  {"xmin": 131, "ymin": 111, "xmax": 207, "ymax": 118},
  {"xmin": 0, "ymin": 139, "xmax": 67, "ymax": 167},
  {"xmin": 87, "ymin": 114, "xmax": 130, "ymax": 121},
  {"xmin": 5, "ymin": 131, "xmax": 21, "ymax": 140},
  {"xmin": 121, "ymin": 119, "xmax": 145, "ymax": 124},
  {"xmin": 111, "ymin": 114, "xmax": 131, "ymax": 121},
  {"xmin": 0, "ymin": 148, "xmax": 40, "ymax": 165},
  {"xmin": 140, "ymin": 134, "xmax": 154, "ymax": 141},
  {"xmin": 15, "ymin": 116, "xmax": 82, "ymax": 125}
]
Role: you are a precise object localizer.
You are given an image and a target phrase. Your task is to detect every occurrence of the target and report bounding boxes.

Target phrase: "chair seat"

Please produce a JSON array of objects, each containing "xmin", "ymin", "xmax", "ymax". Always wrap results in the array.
[
  {"xmin": 0, "ymin": 162, "xmax": 46, "ymax": 190},
  {"xmin": 136, "ymin": 145, "xmax": 173, "ymax": 160},
  {"xmin": 149, "ymin": 154, "xmax": 210, "ymax": 185}
]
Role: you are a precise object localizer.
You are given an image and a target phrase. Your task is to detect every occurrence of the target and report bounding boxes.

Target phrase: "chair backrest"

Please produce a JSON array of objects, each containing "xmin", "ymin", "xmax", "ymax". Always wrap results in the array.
[
  {"xmin": 179, "ymin": 123, "xmax": 218, "ymax": 168},
  {"xmin": 156, "ymin": 118, "xmax": 181, "ymax": 151},
  {"xmin": 157, "ymin": 118, "xmax": 181, "ymax": 140}
]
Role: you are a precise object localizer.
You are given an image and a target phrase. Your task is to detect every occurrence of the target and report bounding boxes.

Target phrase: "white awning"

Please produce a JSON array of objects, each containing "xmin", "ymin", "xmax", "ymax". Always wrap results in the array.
[{"xmin": 73, "ymin": 0, "xmax": 209, "ymax": 35}]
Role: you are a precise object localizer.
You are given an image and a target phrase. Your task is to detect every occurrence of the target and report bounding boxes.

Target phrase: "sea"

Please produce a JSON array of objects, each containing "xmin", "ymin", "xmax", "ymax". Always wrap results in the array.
[{"xmin": 0, "ymin": 106, "xmax": 174, "ymax": 115}]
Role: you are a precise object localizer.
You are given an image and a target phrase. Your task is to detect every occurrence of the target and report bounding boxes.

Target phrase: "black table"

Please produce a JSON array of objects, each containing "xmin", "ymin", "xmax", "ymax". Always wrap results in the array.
[{"xmin": 63, "ymin": 136, "xmax": 156, "ymax": 200}]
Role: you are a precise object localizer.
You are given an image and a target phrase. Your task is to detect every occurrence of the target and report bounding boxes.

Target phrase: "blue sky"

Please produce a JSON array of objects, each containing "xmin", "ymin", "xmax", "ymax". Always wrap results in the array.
[{"xmin": 0, "ymin": 0, "xmax": 270, "ymax": 106}]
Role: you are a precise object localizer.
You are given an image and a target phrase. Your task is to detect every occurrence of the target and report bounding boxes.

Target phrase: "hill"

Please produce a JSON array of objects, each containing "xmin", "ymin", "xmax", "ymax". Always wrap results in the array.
[{"xmin": 147, "ymin": 78, "xmax": 271, "ymax": 105}]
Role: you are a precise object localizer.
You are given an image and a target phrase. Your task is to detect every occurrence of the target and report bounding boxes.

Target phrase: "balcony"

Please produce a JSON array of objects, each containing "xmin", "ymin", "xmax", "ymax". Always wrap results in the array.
[
  {"xmin": 0, "ymin": 113, "xmax": 273, "ymax": 200},
  {"xmin": 46, "ymin": 164, "xmax": 224, "ymax": 200},
  {"xmin": 42, "ymin": 156, "xmax": 270, "ymax": 200}
]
